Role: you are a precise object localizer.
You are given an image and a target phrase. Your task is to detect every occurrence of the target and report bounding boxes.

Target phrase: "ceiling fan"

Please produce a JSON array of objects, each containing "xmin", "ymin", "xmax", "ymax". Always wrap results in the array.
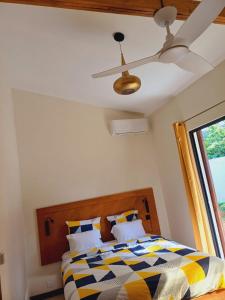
[{"xmin": 92, "ymin": 0, "xmax": 225, "ymax": 79}]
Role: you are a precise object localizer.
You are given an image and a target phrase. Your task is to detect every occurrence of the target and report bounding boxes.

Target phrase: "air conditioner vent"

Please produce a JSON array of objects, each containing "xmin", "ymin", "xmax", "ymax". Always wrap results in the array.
[{"xmin": 110, "ymin": 118, "xmax": 149, "ymax": 136}]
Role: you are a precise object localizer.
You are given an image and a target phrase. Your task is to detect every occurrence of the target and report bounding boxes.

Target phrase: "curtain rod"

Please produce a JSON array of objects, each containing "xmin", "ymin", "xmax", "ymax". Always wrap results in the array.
[{"xmin": 184, "ymin": 99, "xmax": 225, "ymax": 123}]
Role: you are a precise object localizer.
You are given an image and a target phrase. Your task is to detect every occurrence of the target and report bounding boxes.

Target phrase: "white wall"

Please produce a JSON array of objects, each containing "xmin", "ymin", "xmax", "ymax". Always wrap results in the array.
[
  {"xmin": 0, "ymin": 62, "xmax": 26, "ymax": 299},
  {"xmin": 150, "ymin": 59, "xmax": 225, "ymax": 249},
  {"xmin": 13, "ymin": 89, "xmax": 171, "ymax": 296},
  {"xmin": 150, "ymin": 101, "xmax": 194, "ymax": 246}
]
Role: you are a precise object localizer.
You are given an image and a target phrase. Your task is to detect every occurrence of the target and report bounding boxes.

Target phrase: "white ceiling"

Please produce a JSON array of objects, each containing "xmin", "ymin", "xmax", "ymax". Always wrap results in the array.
[{"xmin": 1, "ymin": 3, "xmax": 225, "ymax": 114}]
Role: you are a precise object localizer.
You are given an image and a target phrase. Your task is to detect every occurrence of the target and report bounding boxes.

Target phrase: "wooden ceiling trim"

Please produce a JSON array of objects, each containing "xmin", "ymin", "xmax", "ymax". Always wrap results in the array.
[{"xmin": 1, "ymin": 0, "xmax": 225, "ymax": 24}]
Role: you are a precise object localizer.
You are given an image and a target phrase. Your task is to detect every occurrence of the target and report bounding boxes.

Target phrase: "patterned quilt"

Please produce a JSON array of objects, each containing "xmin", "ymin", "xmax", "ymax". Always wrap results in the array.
[{"xmin": 62, "ymin": 235, "xmax": 225, "ymax": 300}]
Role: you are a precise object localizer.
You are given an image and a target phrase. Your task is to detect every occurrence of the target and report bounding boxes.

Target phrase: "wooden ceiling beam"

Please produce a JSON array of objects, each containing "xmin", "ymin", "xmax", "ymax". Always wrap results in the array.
[{"xmin": 1, "ymin": 0, "xmax": 225, "ymax": 24}]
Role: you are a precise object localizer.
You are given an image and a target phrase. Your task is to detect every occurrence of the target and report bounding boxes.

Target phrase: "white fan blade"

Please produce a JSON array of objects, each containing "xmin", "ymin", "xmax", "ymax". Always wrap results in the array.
[
  {"xmin": 92, "ymin": 53, "xmax": 159, "ymax": 78},
  {"xmin": 175, "ymin": 51, "xmax": 214, "ymax": 74},
  {"xmin": 173, "ymin": 0, "xmax": 225, "ymax": 47}
]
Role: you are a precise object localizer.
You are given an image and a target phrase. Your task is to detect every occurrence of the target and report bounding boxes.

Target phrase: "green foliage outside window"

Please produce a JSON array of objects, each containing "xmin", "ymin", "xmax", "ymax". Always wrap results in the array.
[
  {"xmin": 219, "ymin": 202, "xmax": 225, "ymax": 212},
  {"xmin": 203, "ymin": 121, "xmax": 225, "ymax": 159},
  {"xmin": 202, "ymin": 121, "xmax": 225, "ymax": 220},
  {"xmin": 219, "ymin": 203, "xmax": 225, "ymax": 221}
]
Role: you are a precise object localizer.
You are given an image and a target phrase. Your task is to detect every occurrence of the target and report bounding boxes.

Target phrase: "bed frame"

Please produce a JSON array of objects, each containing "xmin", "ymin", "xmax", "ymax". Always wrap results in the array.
[
  {"xmin": 36, "ymin": 187, "xmax": 225, "ymax": 299},
  {"xmin": 36, "ymin": 188, "xmax": 160, "ymax": 265},
  {"xmin": 197, "ymin": 289, "xmax": 225, "ymax": 299}
]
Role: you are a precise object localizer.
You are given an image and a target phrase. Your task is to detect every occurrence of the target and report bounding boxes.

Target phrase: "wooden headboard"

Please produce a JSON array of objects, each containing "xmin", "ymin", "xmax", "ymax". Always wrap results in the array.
[{"xmin": 36, "ymin": 188, "xmax": 160, "ymax": 265}]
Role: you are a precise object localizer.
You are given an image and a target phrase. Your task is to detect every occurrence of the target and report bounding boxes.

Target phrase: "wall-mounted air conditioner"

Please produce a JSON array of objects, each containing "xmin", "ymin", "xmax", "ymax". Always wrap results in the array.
[{"xmin": 110, "ymin": 118, "xmax": 149, "ymax": 136}]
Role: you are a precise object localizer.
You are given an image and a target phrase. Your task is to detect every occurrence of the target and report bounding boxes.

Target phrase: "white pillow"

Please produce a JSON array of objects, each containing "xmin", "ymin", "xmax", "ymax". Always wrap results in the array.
[
  {"xmin": 111, "ymin": 219, "xmax": 146, "ymax": 243},
  {"xmin": 67, "ymin": 230, "xmax": 102, "ymax": 252}
]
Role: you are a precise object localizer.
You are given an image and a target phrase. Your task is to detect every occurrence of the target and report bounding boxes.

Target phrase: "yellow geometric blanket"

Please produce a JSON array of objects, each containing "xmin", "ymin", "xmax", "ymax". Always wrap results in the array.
[{"xmin": 62, "ymin": 235, "xmax": 225, "ymax": 300}]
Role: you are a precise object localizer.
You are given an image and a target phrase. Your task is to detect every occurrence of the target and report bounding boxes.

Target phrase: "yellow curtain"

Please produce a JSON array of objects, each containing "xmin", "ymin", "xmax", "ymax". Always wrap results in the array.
[{"xmin": 174, "ymin": 122, "xmax": 215, "ymax": 255}]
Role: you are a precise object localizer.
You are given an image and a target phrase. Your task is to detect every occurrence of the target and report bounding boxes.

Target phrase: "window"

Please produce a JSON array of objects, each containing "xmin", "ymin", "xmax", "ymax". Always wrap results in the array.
[{"xmin": 190, "ymin": 116, "xmax": 225, "ymax": 258}]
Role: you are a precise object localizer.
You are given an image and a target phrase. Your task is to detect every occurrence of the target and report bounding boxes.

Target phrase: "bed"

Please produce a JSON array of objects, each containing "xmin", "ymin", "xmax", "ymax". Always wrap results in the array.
[
  {"xmin": 36, "ymin": 188, "xmax": 225, "ymax": 299},
  {"xmin": 62, "ymin": 235, "xmax": 225, "ymax": 300}
]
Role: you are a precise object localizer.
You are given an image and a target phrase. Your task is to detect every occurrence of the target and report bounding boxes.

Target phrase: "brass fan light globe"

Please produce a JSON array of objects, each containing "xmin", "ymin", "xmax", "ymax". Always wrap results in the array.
[{"xmin": 113, "ymin": 32, "xmax": 141, "ymax": 95}]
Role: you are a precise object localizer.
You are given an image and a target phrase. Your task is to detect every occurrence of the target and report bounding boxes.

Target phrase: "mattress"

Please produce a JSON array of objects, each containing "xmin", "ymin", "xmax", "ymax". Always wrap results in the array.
[{"xmin": 62, "ymin": 235, "xmax": 225, "ymax": 300}]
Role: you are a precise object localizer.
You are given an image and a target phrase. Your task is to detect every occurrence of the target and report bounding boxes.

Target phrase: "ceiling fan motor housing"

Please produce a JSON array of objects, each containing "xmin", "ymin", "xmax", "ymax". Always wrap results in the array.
[{"xmin": 159, "ymin": 45, "xmax": 190, "ymax": 63}]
